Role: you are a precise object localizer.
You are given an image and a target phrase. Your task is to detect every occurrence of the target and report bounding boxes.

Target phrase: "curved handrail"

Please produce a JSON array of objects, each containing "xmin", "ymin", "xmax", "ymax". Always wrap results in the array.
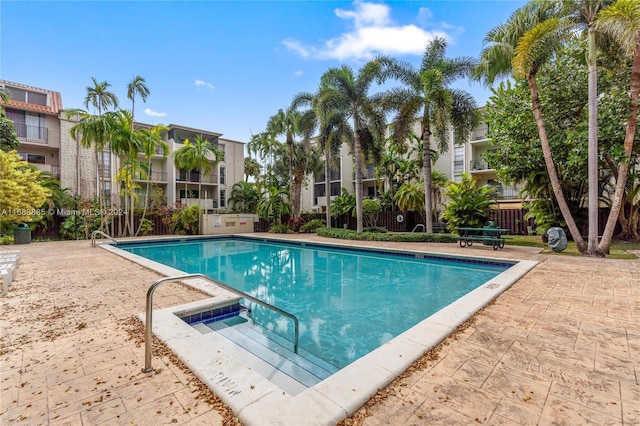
[
  {"xmin": 91, "ymin": 230, "xmax": 117, "ymax": 247},
  {"xmin": 142, "ymin": 273, "xmax": 300, "ymax": 373},
  {"xmin": 411, "ymin": 224, "xmax": 425, "ymax": 233}
]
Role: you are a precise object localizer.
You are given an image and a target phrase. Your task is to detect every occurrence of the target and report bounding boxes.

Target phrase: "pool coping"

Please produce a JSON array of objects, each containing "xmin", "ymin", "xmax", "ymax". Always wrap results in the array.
[{"xmin": 101, "ymin": 235, "xmax": 538, "ymax": 425}]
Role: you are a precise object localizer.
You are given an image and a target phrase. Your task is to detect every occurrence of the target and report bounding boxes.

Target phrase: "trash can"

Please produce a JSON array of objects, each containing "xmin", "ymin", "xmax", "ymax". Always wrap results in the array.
[
  {"xmin": 483, "ymin": 221, "xmax": 498, "ymax": 245},
  {"xmin": 14, "ymin": 223, "xmax": 31, "ymax": 245}
]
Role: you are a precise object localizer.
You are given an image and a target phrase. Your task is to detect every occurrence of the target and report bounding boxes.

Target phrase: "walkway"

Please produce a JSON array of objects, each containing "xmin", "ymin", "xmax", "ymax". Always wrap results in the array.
[{"xmin": 0, "ymin": 236, "xmax": 638, "ymax": 425}]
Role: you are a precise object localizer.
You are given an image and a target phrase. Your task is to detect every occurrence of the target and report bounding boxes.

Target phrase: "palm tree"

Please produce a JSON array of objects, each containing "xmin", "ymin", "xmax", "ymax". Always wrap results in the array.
[
  {"xmin": 266, "ymin": 107, "xmax": 302, "ymax": 211},
  {"xmin": 81, "ymin": 77, "xmax": 119, "ymax": 223},
  {"xmin": 318, "ymin": 62, "xmax": 388, "ymax": 233},
  {"xmin": 127, "ymin": 75, "xmax": 150, "ymax": 125},
  {"xmin": 244, "ymin": 157, "xmax": 261, "ymax": 182},
  {"xmin": 173, "ymin": 135, "xmax": 224, "ymax": 209},
  {"xmin": 381, "ymin": 38, "xmax": 479, "ymax": 233},
  {"xmin": 229, "ymin": 181, "xmax": 260, "ymax": 213},
  {"xmin": 136, "ymin": 124, "xmax": 169, "ymax": 236},
  {"xmin": 478, "ymin": 1, "xmax": 587, "ymax": 252},
  {"xmin": 595, "ymin": 0, "xmax": 640, "ymax": 252},
  {"xmin": 257, "ymin": 186, "xmax": 290, "ymax": 225}
]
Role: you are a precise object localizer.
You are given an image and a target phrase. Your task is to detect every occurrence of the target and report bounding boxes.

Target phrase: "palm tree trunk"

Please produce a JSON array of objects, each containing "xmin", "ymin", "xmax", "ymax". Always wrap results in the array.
[
  {"xmin": 422, "ymin": 110, "xmax": 433, "ymax": 234},
  {"xmin": 288, "ymin": 137, "xmax": 295, "ymax": 219},
  {"xmin": 586, "ymin": 27, "xmax": 602, "ymax": 256},
  {"xmin": 528, "ymin": 75, "xmax": 586, "ymax": 253},
  {"xmin": 325, "ymin": 151, "xmax": 332, "ymax": 228},
  {"xmin": 354, "ymin": 122, "xmax": 364, "ymax": 233},
  {"xmin": 136, "ymin": 157, "xmax": 153, "ymax": 236},
  {"xmin": 598, "ymin": 38, "xmax": 640, "ymax": 253}
]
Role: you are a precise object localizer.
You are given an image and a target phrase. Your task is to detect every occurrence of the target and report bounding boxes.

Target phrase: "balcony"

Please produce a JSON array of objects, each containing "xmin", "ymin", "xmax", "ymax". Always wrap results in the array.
[
  {"xmin": 14, "ymin": 123, "xmax": 48, "ymax": 144},
  {"xmin": 354, "ymin": 166, "xmax": 376, "ymax": 180},
  {"xmin": 177, "ymin": 171, "xmax": 218, "ymax": 184},
  {"xmin": 471, "ymin": 127, "xmax": 490, "ymax": 141},
  {"xmin": 181, "ymin": 198, "xmax": 218, "ymax": 209},
  {"xmin": 470, "ymin": 160, "xmax": 492, "ymax": 172},
  {"xmin": 315, "ymin": 170, "xmax": 341, "ymax": 183},
  {"xmin": 32, "ymin": 163, "xmax": 60, "ymax": 177},
  {"xmin": 135, "ymin": 171, "xmax": 167, "ymax": 182},
  {"xmin": 495, "ymin": 186, "xmax": 522, "ymax": 200}
]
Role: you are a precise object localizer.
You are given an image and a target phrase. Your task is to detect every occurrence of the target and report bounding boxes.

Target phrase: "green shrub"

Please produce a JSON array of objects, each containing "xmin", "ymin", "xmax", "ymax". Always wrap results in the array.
[
  {"xmin": 138, "ymin": 218, "xmax": 154, "ymax": 236},
  {"xmin": 170, "ymin": 205, "xmax": 200, "ymax": 235},
  {"xmin": 363, "ymin": 226, "xmax": 387, "ymax": 233},
  {"xmin": 316, "ymin": 227, "xmax": 457, "ymax": 243},
  {"xmin": 1, "ymin": 235, "xmax": 14, "ymax": 245},
  {"xmin": 300, "ymin": 219, "xmax": 326, "ymax": 233},
  {"xmin": 269, "ymin": 224, "xmax": 290, "ymax": 234}
]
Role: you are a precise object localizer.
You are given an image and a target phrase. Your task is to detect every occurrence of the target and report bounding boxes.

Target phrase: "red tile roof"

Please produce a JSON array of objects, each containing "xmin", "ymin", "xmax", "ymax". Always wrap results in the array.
[{"xmin": 0, "ymin": 80, "xmax": 63, "ymax": 115}]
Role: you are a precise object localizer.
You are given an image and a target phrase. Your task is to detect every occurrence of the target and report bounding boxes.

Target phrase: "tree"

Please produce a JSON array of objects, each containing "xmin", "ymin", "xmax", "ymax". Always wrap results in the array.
[
  {"xmin": 441, "ymin": 174, "xmax": 496, "ymax": 231},
  {"xmin": 256, "ymin": 186, "xmax": 290, "ymax": 225},
  {"xmin": 266, "ymin": 106, "xmax": 302, "ymax": 214},
  {"xmin": 595, "ymin": 0, "xmax": 640, "ymax": 251},
  {"xmin": 173, "ymin": 135, "xmax": 224, "ymax": 208},
  {"xmin": 0, "ymin": 91, "xmax": 19, "ymax": 152},
  {"xmin": 85, "ymin": 77, "xmax": 119, "ymax": 115},
  {"xmin": 136, "ymin": 124, "xmax": 169, "ymax": 236},
  {"xmin": 478, "ymin": 1, "xmax": 588, "ymax": 252},
  {"xmin": 382, "ymin": 38, "xmax": 479, "ymax": 233},
  {"xmin": 319, "ymin": 62, "xmax": 388, "ymax": 233},
  {"xmin": 244, "ymin": 157, "xmax": 261, "ymax": 182},
  {"xmin": 229, "ymin": 181, "xmax": 260, "ymax": 213},
  {"xmin": 0, "ymin": 150, "xmax": 51, "ymax": 228},
  {"xmin": 127, "ymin": 75, "xmax": 150, "ymax": 126},
  {"xmin": 292, "ymin": 87, "xmax": 349, "ymax": 229},
  {"xmin": 394, "ymin": 181, "xmax": 425, "ymax": 216}
]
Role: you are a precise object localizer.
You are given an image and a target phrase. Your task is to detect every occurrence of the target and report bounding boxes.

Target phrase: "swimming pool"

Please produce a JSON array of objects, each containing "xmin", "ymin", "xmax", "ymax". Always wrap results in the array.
[
  {"xmin": 104, "ymin": 235, "xmax": 537, "ymax": 425},
  {"xmin": 121, "ymin": 237, "xmax": 508, "ymax": 370}
]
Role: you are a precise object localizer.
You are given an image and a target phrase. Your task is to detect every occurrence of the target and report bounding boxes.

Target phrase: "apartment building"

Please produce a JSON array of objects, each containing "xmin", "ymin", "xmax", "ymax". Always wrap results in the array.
[
  {"xmin": 1, "ymin": 80, "xmax": 245, "ymax": 211},
  {"xmin": 301, "ymin": 111, "xmax": 523, "ymax": 213}
]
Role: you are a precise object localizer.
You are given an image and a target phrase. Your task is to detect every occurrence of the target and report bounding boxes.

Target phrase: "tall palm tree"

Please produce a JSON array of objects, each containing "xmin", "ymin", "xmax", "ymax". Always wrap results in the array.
[
  {"xmin": 136, "ymin": 124, "xmax": 169, "ymax": 236},
  {"xmin": 266, "ymin": 106, "xmax": 303, "ymax": 216},
  {"xmin": 595, "ymin": 0, "xmax": 640, "ymax": 252},
  {"xmin": 127, "ymin": 75, "xmax": 150, "ymax": 126},
  {"xmin": 477, "ymin": 1, "xmax": 587, "ymax": 252},
  {"xmin": 292, "ymin": 87, "xmax": 348, "ymax": 228},
  {"xmin": 82, "ymin": 77, "xmax": 119, "ymax": 219},
  {"xmin": 382, "ymin": 38, "xmax": 479, "ymax": 233},
  {"xmin": 318, "ymin": 62, "xmax": 388, "ymax": 233},
  {"xmin": 173, "ymin": 135, "xmax": 224, "ymax": 209}
]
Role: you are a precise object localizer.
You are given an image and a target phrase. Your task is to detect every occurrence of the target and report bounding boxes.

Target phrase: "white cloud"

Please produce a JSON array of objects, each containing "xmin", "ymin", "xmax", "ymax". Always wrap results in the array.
[
  {"xmin": 144, "ymin": 108, "xmax": 166, "ymax": 117},
  {"xmin": 294, "ymin": 70, "xmax": 303, "ymax": 77},
  {"xmin": 194, "ymin": 79, "xmax": 215, "ymax": 89},
  {"xmin": 283, "ymin": 1, "xmax": 452, "ymax": 61}
]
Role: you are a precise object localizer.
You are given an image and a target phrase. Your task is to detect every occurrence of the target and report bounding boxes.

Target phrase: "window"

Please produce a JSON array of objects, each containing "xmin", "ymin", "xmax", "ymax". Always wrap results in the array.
[
  {"xmin": 453, "ymin": 146, "xmax": 464, "ymax": 174},
  {"xmin": 5, "ymin": 87, "xmax": 47, "ymax": 106},
  {"xmin": 5, "ymin": 108, "xmax": 47, "ymax": 141},
  {"xmin": 219, "ymin": 189, "xmax": 226, "ymax": 208},
  {"xmin": 98, "ymin": 151, "xmax": 111, "ymax": 178},
  {"xmin": 19, "ymin": 153, "xmax": 46, "ymax": 164},
  {"xmin": 219, "ymin": 166, "xmax": 226, "ymax": 185},
  {"xmin": 101, "ymin": 180, "xmax": 111, "ymax": 203}
]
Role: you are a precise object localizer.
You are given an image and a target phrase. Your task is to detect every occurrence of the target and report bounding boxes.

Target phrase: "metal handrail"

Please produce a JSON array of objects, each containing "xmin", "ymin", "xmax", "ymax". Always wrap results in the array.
[
  {"xmin": 142, "ymin": 273, "xmax": 300, "ymax": 373},
  {"xmin": 91, "ymin": 230, "xmax": 117, "ymax": 247},
  {"xmin": 411, "ymin": 224, "xmax": 425, "ymax": 233}
]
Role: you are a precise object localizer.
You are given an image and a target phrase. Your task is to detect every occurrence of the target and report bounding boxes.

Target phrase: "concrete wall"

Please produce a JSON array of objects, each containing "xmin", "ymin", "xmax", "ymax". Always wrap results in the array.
[{"xmin": 200, "ymin": 213, "xmax": 256, "ymax": 234}]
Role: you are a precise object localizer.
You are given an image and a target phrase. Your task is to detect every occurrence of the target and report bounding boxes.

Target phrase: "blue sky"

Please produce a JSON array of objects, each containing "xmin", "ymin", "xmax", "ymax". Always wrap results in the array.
[{"xmin": 1, "ymin": 1, "xmax": 525, "ymax": 143}]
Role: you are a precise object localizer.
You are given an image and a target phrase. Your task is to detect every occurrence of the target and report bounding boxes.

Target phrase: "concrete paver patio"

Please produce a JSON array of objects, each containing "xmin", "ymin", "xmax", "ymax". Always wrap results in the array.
[{"xmin": 0, "ymin": 236, "xmax": 638, "ymax": 425}]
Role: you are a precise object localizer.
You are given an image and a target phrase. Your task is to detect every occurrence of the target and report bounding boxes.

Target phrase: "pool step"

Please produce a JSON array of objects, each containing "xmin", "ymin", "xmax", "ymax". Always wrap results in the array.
[{"xmin": 198, "ymin": 313, "xmax": 336, "ymax": 388}]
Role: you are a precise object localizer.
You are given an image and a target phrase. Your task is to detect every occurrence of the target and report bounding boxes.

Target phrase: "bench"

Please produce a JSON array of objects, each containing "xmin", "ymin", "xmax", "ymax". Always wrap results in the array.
[
  {"xmin": 456, "ymin": 227, "xmax": 511, "ymax": 250},
  {"xmin": 1, "ymin": 262, "xmax": 16, "ymax": 296}
]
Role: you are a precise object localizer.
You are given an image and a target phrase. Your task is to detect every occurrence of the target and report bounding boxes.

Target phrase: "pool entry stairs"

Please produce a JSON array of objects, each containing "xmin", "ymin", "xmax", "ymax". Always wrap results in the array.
[{"xmin": 190, "ymin": 306, "xmax": 338, "ymax": 392}]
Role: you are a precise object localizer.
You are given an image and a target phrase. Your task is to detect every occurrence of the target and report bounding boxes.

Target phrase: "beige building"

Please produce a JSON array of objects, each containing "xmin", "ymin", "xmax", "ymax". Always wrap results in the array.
[
  {"xmin": 1, "ymin": 80, "xmax": 245, "ymax": 211},
  {"xmin": 301, "ymin": 111, "xmax": 523, "ymax": 213}
]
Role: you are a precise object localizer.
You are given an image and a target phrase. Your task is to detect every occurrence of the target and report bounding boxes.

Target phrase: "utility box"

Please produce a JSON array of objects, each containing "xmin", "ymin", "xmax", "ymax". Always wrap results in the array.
[{"xmin": 14, "ymin": 223, "xmax": 31, "ymax": 245}]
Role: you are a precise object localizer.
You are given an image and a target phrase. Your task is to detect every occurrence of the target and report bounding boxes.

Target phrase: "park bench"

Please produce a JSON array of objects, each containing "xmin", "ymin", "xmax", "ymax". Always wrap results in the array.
[{"xmin": 456, "ymin": 226, "xmax": 511, "ymax": 250}]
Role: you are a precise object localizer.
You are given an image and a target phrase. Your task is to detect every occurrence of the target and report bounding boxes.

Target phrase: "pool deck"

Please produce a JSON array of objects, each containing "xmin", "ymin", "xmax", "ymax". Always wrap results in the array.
[{"xmin": 1, "ymin": 235, "xmax": 638, "ymax": 425}]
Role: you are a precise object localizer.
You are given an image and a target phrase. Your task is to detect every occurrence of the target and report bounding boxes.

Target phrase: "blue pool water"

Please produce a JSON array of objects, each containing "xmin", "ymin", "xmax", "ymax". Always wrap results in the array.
[{"xmin": 122, "ymin": 237, "xmax": 509, "ymax": 369}]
